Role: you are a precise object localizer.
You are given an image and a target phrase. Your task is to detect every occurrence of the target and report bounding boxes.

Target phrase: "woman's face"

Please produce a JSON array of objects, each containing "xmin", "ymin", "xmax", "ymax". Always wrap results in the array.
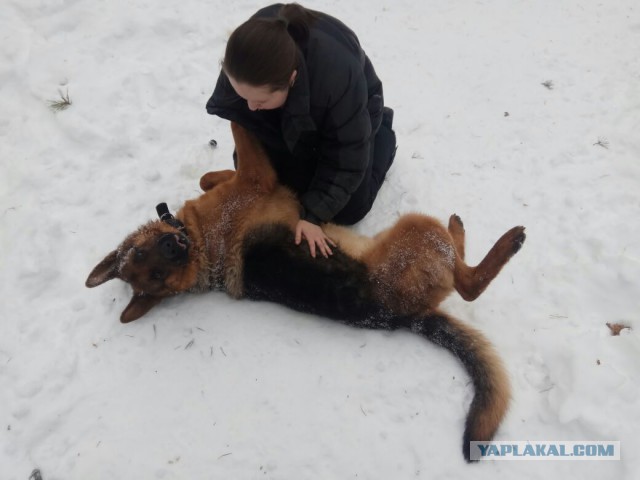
[{"xmin": 228, "ymin": 71, "xmax": 297, "ymax": 111}]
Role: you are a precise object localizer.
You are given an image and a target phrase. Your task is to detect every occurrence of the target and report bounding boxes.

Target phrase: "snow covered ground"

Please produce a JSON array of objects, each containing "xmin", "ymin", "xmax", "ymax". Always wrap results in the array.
[{"xmin": 2, "ymin": 0, "xmax": 639, "ymax": 478}]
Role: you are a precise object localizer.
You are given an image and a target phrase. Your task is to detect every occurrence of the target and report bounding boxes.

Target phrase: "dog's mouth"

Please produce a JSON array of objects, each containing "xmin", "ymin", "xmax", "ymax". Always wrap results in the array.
[{"xmin": 157, "ymin": 232, "xmax": 190, "ymax": 263}]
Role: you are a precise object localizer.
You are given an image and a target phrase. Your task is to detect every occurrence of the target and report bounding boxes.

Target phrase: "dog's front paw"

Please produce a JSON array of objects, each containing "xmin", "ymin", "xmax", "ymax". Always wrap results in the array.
[{"xmin": 199, "ymin": 170, "xmax": 235, "ymax": 191}]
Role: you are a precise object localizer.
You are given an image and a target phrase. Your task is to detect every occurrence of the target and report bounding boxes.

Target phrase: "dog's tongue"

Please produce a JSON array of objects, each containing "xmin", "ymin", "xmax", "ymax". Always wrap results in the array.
[{"xmin": 175, "ymin": 235, "xmax": 189, "ymax": 249}]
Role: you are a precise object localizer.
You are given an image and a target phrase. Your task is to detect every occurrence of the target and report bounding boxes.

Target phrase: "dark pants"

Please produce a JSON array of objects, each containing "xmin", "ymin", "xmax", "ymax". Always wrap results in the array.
[{"xmin": 332, "ymin": 122, "xmax": 396, "ymax": 225}]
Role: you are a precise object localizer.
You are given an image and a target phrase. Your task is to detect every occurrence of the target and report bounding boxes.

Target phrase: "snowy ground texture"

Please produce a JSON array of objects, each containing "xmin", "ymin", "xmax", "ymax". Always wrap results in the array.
[{"xmin": 2, "ymin": 0, "xmax": 639, "ymax": 479}]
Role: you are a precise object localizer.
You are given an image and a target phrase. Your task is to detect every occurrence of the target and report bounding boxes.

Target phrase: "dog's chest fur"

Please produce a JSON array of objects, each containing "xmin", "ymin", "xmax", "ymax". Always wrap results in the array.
[{"xmin": 188, "ymin": 191, "xmax": 260, "ymax": 295}]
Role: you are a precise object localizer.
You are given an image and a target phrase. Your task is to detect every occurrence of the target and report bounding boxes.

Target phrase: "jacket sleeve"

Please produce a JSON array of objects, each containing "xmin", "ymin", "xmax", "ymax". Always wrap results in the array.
[{"xmin": 300, "ymin": 63, "xmax": 372, "ymax": 224}]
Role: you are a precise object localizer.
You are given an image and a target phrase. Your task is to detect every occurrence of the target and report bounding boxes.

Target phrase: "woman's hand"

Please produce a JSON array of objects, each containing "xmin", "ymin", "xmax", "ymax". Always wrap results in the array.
[{"xmin": 295, "ymin": 220, "xmax": 337, "ymax": 258}]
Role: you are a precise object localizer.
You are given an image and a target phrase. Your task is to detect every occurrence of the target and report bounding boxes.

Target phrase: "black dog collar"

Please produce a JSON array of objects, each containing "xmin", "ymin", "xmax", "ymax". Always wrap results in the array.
[{"xmin": 156, "ymin": 203, "xmax": 186, "ymax": 233}]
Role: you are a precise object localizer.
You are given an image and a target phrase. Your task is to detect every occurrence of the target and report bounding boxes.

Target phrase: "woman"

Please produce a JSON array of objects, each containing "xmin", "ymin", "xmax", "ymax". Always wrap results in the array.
[{"xmin": 206, "ymin": 3, "xmax": 396, "ymax": 258}]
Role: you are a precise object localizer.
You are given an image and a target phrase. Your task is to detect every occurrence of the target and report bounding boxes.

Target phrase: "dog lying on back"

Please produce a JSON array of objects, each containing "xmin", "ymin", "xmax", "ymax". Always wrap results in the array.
[{"xmin": 86, "ymin": 122, "xmax": 525, "ymax": 461}]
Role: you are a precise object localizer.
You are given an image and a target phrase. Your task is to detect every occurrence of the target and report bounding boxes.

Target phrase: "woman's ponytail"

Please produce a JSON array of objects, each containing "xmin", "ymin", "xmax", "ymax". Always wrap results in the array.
[{"xmin": 279, "ymin": 3, "xmax": 317, "ymax": 44}]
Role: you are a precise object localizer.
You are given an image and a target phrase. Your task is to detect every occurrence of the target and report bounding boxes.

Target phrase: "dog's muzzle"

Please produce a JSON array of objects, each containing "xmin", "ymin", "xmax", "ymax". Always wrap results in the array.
[{"xmin": 158, "ymin": 233, "xmax": 189, "ymax": 262}]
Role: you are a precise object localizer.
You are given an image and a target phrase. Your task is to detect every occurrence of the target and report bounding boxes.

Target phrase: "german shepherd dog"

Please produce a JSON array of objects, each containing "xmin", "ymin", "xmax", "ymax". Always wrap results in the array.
[{"xmin": 86, "ymin": 122, "xmax": 525, "ymax": 461}]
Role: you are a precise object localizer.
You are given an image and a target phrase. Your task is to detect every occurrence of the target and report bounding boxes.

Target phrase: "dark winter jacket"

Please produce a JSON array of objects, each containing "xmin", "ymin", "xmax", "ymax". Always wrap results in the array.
[{"xmin": 206, "ymin": 4, "xmax": 384, "ymax": 224}]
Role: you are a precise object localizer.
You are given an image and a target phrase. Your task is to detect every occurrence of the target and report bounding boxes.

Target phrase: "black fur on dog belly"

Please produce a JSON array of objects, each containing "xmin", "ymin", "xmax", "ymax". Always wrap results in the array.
[{"xmin": 241, "ymin": 223, "xmax": 399, "ymax": 329}]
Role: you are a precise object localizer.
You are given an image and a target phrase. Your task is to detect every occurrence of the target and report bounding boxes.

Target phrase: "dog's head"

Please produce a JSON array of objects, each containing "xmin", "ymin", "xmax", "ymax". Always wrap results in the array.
[{"xmin": 86, "ymin": 220, "xmax": 194, "ymax": 323}]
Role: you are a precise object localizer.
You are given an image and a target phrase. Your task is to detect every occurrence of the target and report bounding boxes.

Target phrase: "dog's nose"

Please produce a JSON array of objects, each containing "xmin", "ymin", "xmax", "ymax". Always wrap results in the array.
[{"xmin": 158, "ymin": 233, "xmax": 188, "ymax": 260}]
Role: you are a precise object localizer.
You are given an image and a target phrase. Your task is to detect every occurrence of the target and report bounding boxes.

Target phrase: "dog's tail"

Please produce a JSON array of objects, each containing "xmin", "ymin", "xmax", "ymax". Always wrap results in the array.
[{"xmin": 406, "ymin": 311, "xmax": 510, "ymax": 462}]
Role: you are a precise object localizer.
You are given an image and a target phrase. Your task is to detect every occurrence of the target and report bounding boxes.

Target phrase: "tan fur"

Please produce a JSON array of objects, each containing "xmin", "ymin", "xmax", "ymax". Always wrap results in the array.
[
  {"xmin": 322, "ymin": 223, "xmax": 374, "ymax": 258},
  {"xmin": 361, "ymin": 214, "xmax": 457, "ymax": 313}
]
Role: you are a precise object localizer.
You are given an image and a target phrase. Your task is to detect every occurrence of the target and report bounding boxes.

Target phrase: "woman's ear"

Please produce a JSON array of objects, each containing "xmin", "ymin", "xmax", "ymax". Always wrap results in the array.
[{"xmin": 289, "ymin": 69, "xmax": 298, "ymax": 87}]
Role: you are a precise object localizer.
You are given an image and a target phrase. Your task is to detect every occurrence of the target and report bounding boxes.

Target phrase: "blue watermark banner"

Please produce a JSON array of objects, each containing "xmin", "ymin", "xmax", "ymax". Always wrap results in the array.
[{"xmin": 470, "ymin": 441, "xmax": 620, "ymax": 461}]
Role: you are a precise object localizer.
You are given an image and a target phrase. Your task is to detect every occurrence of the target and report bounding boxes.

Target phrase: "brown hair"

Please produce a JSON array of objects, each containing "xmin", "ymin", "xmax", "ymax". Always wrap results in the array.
[{"xmin": 222, "ymin": 4, "xmax": 317, "ymax": 91}]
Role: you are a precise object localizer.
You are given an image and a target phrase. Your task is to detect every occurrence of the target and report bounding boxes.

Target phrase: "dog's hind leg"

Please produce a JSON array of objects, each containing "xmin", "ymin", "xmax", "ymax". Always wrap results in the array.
[
  {"xmin": 199, "ymin": 170, "xmax": 235, "ymax": 191},
  {"xmin": 454, "ymin": 226, "xmax": 526, "ymax": 301},
  {"xmin": 448, "ymin": 214, "xmax": 466, "ymax": 261}
]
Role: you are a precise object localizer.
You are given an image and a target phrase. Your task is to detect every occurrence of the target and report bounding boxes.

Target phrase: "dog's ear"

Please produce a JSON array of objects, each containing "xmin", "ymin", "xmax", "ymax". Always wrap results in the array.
[
  {"xmin": 121, "ymin": 294, "xmax": 163, "ymax": 323},
  {"xmin": 86, "ymin": 250, "xmax": 119, "ymax": 288}
]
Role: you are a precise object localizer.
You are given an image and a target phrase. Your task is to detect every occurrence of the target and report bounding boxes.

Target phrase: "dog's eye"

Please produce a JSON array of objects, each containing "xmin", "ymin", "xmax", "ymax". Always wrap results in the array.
[{"xmin": 134, "ymin": 249, "xmax": 147, "ymax": 262}]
